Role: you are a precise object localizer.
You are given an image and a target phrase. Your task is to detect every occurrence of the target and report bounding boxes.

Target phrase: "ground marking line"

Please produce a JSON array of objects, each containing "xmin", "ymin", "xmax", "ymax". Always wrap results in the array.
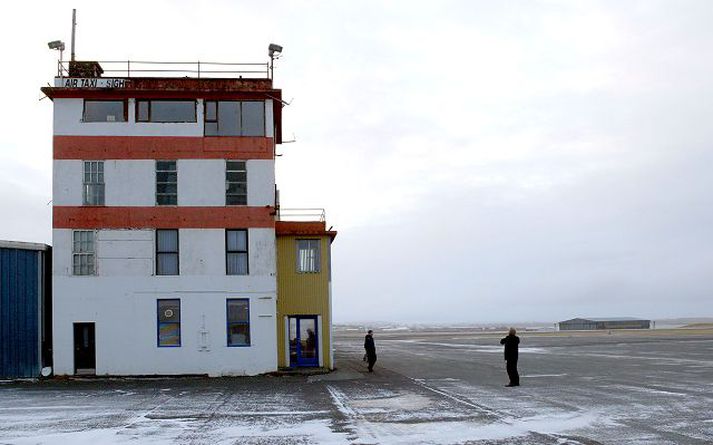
[
  {"xmin": 326, "ymin": 385, "xmax": 357, "ymax": 418},
  {"xmin": 409, "ymin": 377, "xmax": 595, "ymax": 445},
  {"xmin": 407, "ymin": 377, "xmax": 500, "ymax": 418},
  {"xmin": 326, "ymin": 385, "xmax": 382, "ymax": 444},
  {"xmin": 122, "ymin": 392, "xmax": 178, "ymax": 430}
]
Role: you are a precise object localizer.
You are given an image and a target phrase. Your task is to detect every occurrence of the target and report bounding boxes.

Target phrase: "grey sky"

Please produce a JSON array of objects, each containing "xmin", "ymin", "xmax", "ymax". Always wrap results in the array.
[{"xmin": 1, "ymin": 1, "xmax": 711, "ymax": 323}]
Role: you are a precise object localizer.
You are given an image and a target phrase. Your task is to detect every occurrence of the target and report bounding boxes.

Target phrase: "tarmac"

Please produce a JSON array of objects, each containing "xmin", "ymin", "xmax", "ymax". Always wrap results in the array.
[{"xmin": 0, "ymin": 328, "xmax": 711, "ymax": 444}]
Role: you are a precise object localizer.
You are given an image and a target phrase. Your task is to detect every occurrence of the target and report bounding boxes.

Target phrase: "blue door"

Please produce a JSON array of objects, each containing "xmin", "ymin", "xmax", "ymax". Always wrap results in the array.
[{"xmin": 289, "ymin": 316, "xmax": 319, "ymax": 367}]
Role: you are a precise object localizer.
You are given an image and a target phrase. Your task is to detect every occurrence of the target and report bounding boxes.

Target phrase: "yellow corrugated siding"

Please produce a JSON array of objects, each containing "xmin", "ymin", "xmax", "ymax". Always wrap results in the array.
[{"xmin": 276, "ymin": 235, "xmax": 332, "ymax": 368}]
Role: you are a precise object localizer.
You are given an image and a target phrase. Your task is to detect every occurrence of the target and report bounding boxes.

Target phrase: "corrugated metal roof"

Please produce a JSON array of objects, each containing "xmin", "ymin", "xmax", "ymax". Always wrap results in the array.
[{"xmin": 0, "ymin": 240, "xmax": 49, "ymax": 251}]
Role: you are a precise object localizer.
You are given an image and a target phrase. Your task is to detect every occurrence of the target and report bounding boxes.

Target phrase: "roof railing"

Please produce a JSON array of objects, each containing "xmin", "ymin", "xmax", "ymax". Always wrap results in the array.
[
  {"xmin": 277, "ymin": 208, "xmax": 326, "ymax": 222},
  {"xmin": 57, "ymin": 60, "xmax": 271, "ymax": 79}
]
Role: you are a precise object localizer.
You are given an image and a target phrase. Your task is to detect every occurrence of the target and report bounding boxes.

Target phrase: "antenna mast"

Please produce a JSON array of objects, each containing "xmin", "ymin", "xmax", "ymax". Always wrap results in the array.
[{"xmin": 71, "ymin": 9, "xmax": 77, "ymax": 61}]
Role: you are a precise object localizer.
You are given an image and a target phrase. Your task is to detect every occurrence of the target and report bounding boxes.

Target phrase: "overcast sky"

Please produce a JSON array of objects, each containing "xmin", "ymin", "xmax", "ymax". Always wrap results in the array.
[{"xmin": 1, "ymin": 1, "xmax": 712, "ymax": 323}]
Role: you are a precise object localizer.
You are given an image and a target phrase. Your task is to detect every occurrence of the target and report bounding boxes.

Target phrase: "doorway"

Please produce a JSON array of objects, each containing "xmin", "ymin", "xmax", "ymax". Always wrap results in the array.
[
  {"xmin": 288, "ymin": 316, "xmax": 319, "ymax": 367},
  {"xmin": 73, "ymin": 323, "xmax": 96, "ymax": 375}
]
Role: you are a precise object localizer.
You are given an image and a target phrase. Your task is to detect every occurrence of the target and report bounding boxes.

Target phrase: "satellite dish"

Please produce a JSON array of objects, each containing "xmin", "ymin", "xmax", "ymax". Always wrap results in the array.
[{"xmin": 41, "ymin": 367, "xmax": 52, "ymax": 377}]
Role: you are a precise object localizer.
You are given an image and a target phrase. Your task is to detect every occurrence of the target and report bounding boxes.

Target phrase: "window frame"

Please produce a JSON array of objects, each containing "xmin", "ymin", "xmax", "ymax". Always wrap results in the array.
[
  {"xmin": 82, "ymin": 160, "xmax": 105, "ymax": 206},
  {"xmin": 296, "ymin": 239, "xmax": 321, "ymax": 273},
  {"xmin": 82, "ymin": 99, "xmax": 127, "ymax": 122},
  {"xmin": 155, "ymin": 229, "xmax": 179, "ymax": 276},
  {"xmin": 204, "ymin": 100, "xmax": 266, "ymax": 136},
  {"xmin": 225, "ymin": 229, "xmax": 249, "ymax": 276},
  {"xmin": 72, "ymin": 230, "xmax": 96, "ymax": 276},
  {"xmin": 226, "ymin": 298, "xmax": 251, "ymax": 347},
  {"xmin": 225, "ymin": 160, "xmax": 248, "ymax": 206},
  {"xmin": 155, "ymin": 160, "xmax": 178, "ymax": 206},
  {"xmin": 204, "ymin": 100, "xmax": 218, "ymax": 135},
  {"xmin": 136, "ymin": 99, "xmax": 197, "ymax": 123},
  {"xmin": 157, "ymin": 299, "xmax": 181, "ymax": 348}
]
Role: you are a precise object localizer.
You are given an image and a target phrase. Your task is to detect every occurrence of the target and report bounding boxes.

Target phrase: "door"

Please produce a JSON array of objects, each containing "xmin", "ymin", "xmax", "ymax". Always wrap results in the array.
[
  {"xmin": 288, "ymin": 316, "xmax": 319, "ymax": 367},
  {"xmin": 73, "ymin": 323, "xmax": 96, "ymax": 375}
]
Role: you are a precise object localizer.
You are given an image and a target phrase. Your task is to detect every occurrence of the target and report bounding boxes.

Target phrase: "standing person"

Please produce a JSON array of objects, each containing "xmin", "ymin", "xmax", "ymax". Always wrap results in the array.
[
  {"xmin": 364, "ymin": 330, "xmax": 377, "ymax": 372},
  {"xmin": 500, "ymin": 327, "xmax": 520, "ymax": 387}
]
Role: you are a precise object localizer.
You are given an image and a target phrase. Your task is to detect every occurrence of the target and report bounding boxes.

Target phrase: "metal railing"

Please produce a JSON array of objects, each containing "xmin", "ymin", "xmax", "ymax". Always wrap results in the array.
[
  {"xmin": 57, "ymin": 60, "xmax": 270, "ymax": 79},
  {"xmin": 276, "ymin": 208, "xmax": 326, "ymax": 222}
]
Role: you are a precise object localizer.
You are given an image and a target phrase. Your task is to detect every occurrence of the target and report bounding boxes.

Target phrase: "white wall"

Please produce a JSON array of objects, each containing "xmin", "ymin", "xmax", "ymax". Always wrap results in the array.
[
  {"xmin": 247, "ymin": 160, "xmax": 275, "ymax": 206},
  {"xmin": 105, "ymin": 160, "xmax": 155, "ymax": 206},
  {"xmin": 178, "ymin": 160, "xmax": 224, "ymax": 206},
  {"xmin": 54, "ymin": 159, "xmax": 274, "ymax": 207},
  {"xmin": 98, "ymin": 230, "xmax": 155, "ymax": 276},
  {"xmin": 53, "ymin": 160, "xmax": 83, "ymax": 206},
  {"xmin": 52, "ymin": 279, "xmax": 277, "ymax": 376},
  {"xmin": 53, "ymin": 98, "xmax": 205, "ymax": 137},
  {"xmin": 54, "ymin": 228, "xmax": 276, "ymax": 278},
  {"xmin": 52, "ymin": 228, "xmax": 278, "ymax": 376}
]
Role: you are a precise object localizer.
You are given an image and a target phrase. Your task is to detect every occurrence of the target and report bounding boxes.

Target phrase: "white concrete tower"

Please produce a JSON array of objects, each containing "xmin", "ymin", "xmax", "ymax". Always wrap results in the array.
[{"xmin": 43, "ymin": 61, "xmax": 284, "ymax": 376}]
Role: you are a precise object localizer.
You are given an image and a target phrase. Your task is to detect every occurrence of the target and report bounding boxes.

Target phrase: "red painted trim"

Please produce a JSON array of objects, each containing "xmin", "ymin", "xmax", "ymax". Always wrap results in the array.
[
  {"xmin": 54, "ymin": 206, "xmax": 276, "ymax": 229},
  {"xmin": 54, "ymin": 136, "xmax": 274, "ymax": 160},
  {"xmin": 276, "ymin": 221, "xmax": 337, "ymax": 239},
  {"xmin": 43, "ymin": 90, "xmax": 277, "ymax": 100}
]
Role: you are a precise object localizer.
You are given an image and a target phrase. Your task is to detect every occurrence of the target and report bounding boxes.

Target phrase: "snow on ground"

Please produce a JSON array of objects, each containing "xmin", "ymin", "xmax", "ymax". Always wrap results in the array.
[{"xmin": 1, "ymin": 331, "xmax": 712, "ymax": 444}]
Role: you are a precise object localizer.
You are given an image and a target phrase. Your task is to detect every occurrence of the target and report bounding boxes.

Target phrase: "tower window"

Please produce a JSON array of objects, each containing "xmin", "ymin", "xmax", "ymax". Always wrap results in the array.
[
  {"xmin": 156, "ymin": 229, "xmax": 179, "ymax": 275},
  {"xmin": 204, "ymin": 101, "xmax": 265, "ymax": 136},
  {"xmin": 83, "ymin": 100, "xmax": 126, "ymax": 122},
  {"xmin": 156, "ymin": 161, "xmax": 177, "ymax": 206},
  {"xmin": 137, "ymin": 100, "xmax": 196, "ymax": 123},
  {"xmin": 225, "ymin": 161, "xmax": 247, "ymax": 205},
  {"xmin": 82, "ymin": 161, "xmax": 105, "ymax": 206},
  {"xmin": 297, "ymin": 239, "xmax": 320, "ymax": 273}
]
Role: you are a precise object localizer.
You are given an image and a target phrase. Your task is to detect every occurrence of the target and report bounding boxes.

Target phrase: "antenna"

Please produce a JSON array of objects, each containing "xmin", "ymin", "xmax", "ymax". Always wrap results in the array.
[{"xmin": 71, "ymin": 9, "xmax": 77, "ymax": 62}]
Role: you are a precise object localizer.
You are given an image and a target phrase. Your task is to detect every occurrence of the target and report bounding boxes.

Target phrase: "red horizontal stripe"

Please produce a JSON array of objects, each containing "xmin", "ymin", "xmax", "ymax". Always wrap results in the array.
[
  {"xmin": 276, "ymin": 221, "xmax": 337, "ymax": 239},
  {"xmin": 54, "ymin": 206, "xmax": 276, "ymax": 229},
  {"xmin": 43, "ymin": 90, "xmax": 276, "ymax": 100},
  {"xmin": 54, "ymin": 136, "xmax": 273, "ymax": 160}
]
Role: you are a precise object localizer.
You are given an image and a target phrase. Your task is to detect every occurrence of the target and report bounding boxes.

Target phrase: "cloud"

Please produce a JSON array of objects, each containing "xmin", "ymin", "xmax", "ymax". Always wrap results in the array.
[{"xmin": 2, "ymin": 1, "xmax": 712, "ymax": 322}]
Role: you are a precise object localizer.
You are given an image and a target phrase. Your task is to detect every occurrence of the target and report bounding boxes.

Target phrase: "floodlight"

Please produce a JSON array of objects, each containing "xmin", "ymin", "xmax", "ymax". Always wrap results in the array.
[
  {"xmin": 48, "ymin": 40, "xmax": 65, "ymax": 51},
  {"xmin": 268, "ymin": 43, "xmax": 283, "ymax": 57}
]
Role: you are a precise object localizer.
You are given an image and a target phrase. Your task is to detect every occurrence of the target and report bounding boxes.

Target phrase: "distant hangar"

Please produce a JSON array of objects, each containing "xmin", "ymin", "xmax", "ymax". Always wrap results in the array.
[{"xmin": 558, "ymin": 317, "xmax": 651, "ymax": 331}]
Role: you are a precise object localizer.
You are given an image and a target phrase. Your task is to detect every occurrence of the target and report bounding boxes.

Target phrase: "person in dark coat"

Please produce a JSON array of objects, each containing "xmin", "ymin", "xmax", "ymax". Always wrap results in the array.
[
  {"xmin": 364, "ymin": 330, "xmax": 377, "ymax": 372},
  {"xmin": 500, "ymin": 327, "xmax": 520, "ymax": 387}
]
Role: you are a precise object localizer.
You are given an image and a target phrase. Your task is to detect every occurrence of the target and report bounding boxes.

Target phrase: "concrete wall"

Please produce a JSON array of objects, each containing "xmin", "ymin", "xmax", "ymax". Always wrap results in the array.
[
  {"xmin": 53, "ymin": 159, "xmax": 275, "ymax": 207},
  {"xmin": 52, "ymin": 279, "xmax": 277, "ymax": 376},
  {"xmin": 52, "ymin": 228, "xmax": 277, "ymax": 376},
  {"xmin": 54, "ymin": 228, "xmax": 275, "ymax": 278},
  {"xmin": 51, "ymin": 95, "xmax": 279, "ymax": 376}
]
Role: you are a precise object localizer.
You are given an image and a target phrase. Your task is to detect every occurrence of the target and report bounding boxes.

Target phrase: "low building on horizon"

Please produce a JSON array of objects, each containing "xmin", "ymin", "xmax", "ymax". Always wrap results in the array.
[{"xmin": 558, "ymin": 317, "xmax": 651, "ymax": 331}]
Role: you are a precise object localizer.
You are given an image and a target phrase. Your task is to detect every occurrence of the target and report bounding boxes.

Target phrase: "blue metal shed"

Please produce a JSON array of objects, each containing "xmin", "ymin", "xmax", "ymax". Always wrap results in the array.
[{"xmin": 0, "ymin": 241, "xmax": 51, "ymax": 379}]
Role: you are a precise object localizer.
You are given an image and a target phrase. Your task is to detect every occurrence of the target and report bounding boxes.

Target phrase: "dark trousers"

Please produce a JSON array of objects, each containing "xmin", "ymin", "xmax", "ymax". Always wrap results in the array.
[
  {"xmin": 506, "ymin": 359, "xmax": 519, "ymax": 386},
  {"xmin": 367, "ymin": 353, "xmax": 377, "ymax": 371}
]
